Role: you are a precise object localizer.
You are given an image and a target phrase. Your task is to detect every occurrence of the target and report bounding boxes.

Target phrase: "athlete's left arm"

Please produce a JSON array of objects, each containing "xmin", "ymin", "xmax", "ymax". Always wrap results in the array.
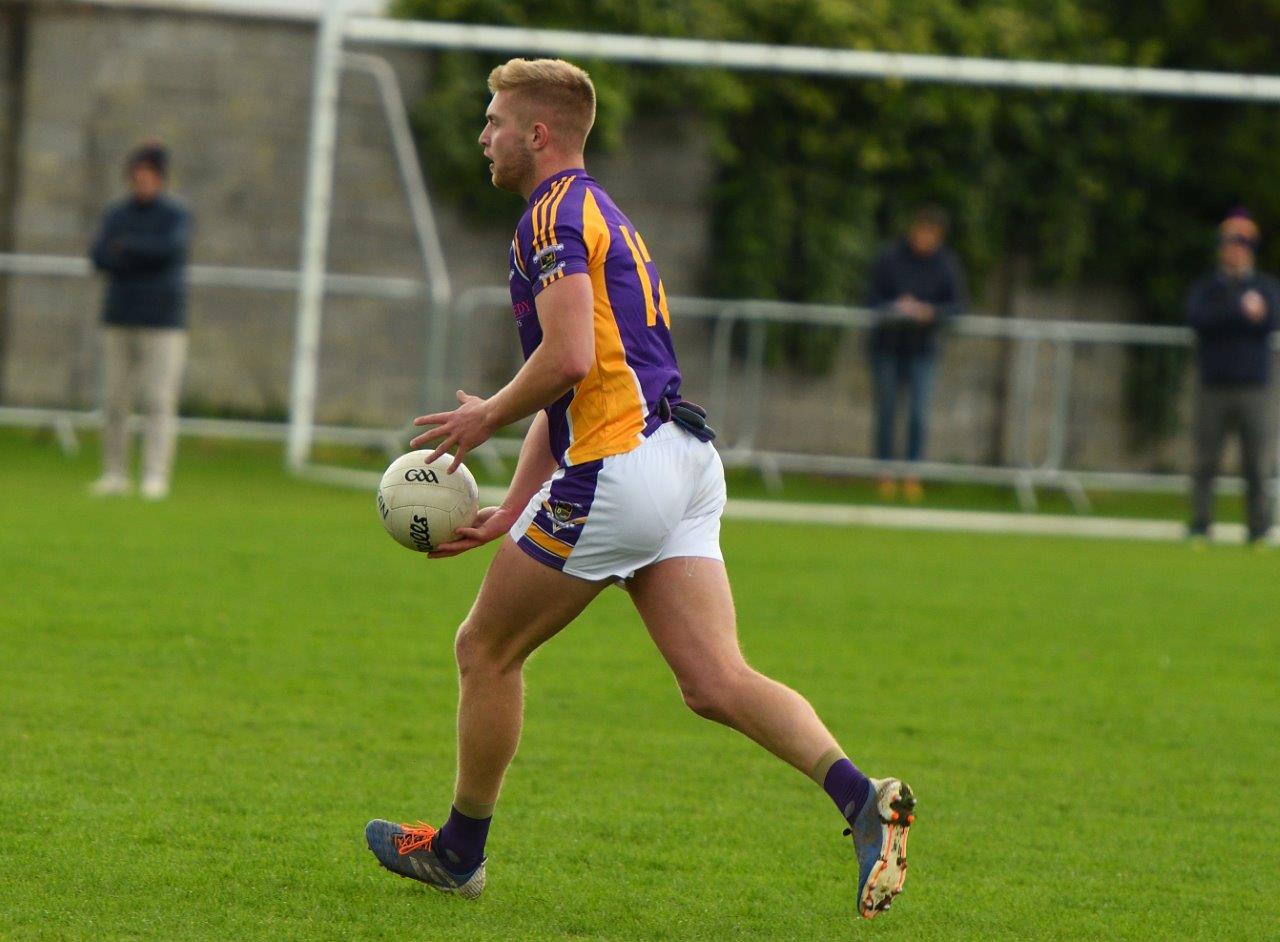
[
  {"xmin": 410, "ymin": 273, "xmax": 594, "ymax": 472},
  {"xmin": 426, "ymin": 411, "xmax": 557, "ymax": 558}
]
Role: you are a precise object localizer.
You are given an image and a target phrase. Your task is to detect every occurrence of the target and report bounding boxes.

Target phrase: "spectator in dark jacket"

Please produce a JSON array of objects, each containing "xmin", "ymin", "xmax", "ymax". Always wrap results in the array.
[
  {"xmin": 1186, "ymin": 208, "xmax": 1278, "ymax": 545},
  {"xmin": 865, "ymin": 205, "xmax": 967, "ymax": 501},
  {"xmin": 89, "ymin": 140, "xmax": 191, "ymax": 499}
]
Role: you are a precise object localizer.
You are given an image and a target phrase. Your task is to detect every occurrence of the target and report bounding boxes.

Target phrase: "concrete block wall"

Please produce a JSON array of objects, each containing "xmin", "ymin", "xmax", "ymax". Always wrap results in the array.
[
  {"xmin": 0, "ymin": 3, "xmax": 437, "ymax": 423},
  {"xmin": 0, "ymin": 4, "xmax": 724, "ymax": 430},
  {"xmin": 0, "ymin": 12, "xmax": 14, "ymax": 225},
  {"xmin": 0, "ymin": 2, "xmax": 1221, "ymax": 475}
]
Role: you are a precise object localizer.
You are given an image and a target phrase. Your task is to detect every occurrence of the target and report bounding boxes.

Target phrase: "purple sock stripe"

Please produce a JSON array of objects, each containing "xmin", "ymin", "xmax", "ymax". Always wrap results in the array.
[{"xmin": 515, "ymin": 534, "xmax": 568, "ymax": 571}]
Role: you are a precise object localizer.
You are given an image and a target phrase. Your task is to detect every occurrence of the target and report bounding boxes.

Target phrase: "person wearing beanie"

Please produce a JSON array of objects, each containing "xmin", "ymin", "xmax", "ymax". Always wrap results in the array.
[
  {"xmin": 88, "ymin": 139, "xmax": 192, "ymax": 499},
  {"xmin": 1186, "ymin": 209, "xmax": 1278, "ymax": 545}
]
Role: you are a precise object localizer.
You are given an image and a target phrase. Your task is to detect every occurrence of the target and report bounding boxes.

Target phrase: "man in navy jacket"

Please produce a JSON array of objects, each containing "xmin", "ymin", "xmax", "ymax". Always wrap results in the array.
[
  {"xmin": 865, "ymin": 205, "xmax": 967, "ymax": 502},
  {"xmin": 89, "ymin": 141, "xmax": 191, "ymax": 499},
  {"xmin": 1186, "ymin": 209, "xmax": 1278, "ymax": 545}
]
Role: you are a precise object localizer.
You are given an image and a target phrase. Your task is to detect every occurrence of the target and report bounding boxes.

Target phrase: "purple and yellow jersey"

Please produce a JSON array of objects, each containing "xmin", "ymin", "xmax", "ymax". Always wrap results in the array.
[{"xmin": 508, "ymin": 169, "xmax": 681, "ymax": 467}]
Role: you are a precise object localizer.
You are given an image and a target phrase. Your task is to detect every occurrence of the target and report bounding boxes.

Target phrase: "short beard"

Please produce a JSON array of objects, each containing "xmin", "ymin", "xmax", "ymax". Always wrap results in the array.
[{"xmin": 492, "ymin": 143, "xmax": 535, "ymax": 196}]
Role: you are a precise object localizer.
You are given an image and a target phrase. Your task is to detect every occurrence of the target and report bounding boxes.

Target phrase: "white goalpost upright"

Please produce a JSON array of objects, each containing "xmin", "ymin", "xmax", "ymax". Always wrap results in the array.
[
  {"xmin": 286, "ymin": 0, "xmax": 347, "ymax": 473},
  {"xmin": 287, "ymin": 0, "xmax": 455, "ymax": 472},
  {"xmin": 288, "ymin": 7, "xmax": 1280, "ymax": 524}
]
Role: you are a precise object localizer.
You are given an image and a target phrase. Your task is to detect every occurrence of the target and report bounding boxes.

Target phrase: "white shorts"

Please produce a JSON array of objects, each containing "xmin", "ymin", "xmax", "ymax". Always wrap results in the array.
[{"xmin": 510, "ymin": 422, "xmax": 726, "ymax": 582}]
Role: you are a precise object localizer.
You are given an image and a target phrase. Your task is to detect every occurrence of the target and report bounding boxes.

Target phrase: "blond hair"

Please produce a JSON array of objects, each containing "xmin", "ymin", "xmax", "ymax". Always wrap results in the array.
[{"xmin": 487, "ymin": 58, "xmax": 596, "ymax": 148}]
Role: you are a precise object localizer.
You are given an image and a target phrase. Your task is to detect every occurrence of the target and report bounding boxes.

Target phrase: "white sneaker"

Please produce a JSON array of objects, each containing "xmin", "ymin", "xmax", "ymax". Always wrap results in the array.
[
  {"xmin": 140, "ymin": 477, "xmax": 170, "ymax": 500},
  {"xmin": 90, "ymin": 474, "xmax": 132, "ymax": 497}
]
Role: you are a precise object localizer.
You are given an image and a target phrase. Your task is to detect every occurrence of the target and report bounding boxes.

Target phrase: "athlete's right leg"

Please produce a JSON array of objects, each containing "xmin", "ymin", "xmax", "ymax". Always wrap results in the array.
[
  {"xmin": 452, "ymin": 536, "xmax": 609, "ymax": 810},
  {"xmin": 366, "ymin": 536, "xmax": 608, "ymax": 892}
]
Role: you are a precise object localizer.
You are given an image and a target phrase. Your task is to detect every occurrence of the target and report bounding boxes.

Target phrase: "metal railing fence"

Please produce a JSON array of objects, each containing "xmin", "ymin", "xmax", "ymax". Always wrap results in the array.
[
  {"xmin": 2, "ymin": 256, "xmax": 1276, "ymax": 513},
  {"xmin": 444, "ymin": 288, "xmax": 1277, "ymax": 512}
]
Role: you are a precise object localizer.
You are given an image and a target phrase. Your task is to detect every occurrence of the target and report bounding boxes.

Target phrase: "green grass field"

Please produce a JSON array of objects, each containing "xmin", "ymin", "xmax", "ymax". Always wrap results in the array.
[{"xmin": 1, "ymin": 430, "xmax": 1276, "ymax": 940}]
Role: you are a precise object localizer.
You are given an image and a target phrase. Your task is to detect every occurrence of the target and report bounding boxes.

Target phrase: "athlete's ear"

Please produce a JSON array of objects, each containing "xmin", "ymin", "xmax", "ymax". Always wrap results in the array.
[{"xmin": 529, "ymin": 120, "xmax": 552, "ymax": 151}]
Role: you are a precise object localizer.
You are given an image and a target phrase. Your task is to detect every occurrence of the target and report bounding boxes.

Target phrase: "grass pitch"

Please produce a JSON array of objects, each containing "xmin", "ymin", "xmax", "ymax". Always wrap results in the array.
[{"xmin": 1, "ymin": 430, "xmax": 1276, "ymax": 941}]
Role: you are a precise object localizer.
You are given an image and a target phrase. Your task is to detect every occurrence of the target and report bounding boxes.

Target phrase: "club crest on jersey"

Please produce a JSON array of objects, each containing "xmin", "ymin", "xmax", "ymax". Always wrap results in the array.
[
  {"xmin": 534, "ymin": 242, "xmax": 565, "ymax": 276},
  {"xmin": 542, "ymin": 499, "xmax": 588, "ymax": 533}
]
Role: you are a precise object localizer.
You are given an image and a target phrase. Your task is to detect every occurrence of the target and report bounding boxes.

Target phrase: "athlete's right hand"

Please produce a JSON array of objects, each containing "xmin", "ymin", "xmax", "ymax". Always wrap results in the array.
[{"xmin": 428, "ymin": 505, "xmax": 517, "ymax": 559}]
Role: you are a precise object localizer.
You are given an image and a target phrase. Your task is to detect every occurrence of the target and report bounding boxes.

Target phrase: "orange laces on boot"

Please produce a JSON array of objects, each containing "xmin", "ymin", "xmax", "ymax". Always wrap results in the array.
[{"xmin": 394, "ymin": 821, "xmax": 438, "ymax": 856}]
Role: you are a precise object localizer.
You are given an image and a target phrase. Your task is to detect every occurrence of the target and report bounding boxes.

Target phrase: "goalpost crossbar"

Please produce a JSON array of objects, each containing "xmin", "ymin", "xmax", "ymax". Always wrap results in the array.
[
  {"xmin": 285, "ymin": 5, "xmax": 1280, "ymax": 533},
  {"xmin": 343, "ymin": 16, "xmax": 1280, "ymax": 103}
]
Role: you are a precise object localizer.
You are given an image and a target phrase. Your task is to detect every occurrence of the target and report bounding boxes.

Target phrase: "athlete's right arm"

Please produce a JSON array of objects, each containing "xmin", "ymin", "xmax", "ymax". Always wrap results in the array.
[
  {"xmin": 408, "ymin": 273, "xmax": 593, "ymax": 472},
  {"xmin": 427, "ymin": 411, "xmax": 557, "ymax": 558}
]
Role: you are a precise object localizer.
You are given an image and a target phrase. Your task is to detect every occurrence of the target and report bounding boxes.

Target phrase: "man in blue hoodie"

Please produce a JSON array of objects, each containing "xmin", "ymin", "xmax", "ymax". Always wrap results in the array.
[
  {"xmin": 1186, "ymin": 209, "xmax": 1278, "ymax": 546},
  {"xmin": 89, "ymin": 141, "xmax": 191, "ymax": 499}
]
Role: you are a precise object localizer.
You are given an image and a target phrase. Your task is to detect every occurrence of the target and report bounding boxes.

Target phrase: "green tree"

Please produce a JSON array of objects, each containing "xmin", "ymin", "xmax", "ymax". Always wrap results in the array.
[{"xmin": 394, "ymin": 0, "xmax": 1280, "ymax": 448}]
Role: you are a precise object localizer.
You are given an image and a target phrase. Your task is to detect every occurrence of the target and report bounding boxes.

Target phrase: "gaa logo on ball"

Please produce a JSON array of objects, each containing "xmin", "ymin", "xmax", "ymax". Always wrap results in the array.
[{"xmin": 377, "ymin": 451, "xmax": 479, "ymax": 553}]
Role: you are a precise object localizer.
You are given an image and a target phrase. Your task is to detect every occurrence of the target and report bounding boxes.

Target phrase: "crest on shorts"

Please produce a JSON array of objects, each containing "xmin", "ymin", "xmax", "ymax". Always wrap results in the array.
[{"xmin": 543, "ymin": 499, "xmax": 588, "ymax": 533}]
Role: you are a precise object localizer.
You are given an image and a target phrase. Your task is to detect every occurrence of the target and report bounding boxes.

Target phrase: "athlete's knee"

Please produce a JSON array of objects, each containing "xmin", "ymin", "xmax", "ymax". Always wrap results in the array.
[
  {"xmin": 454, "ymin": 618, "xmax": 522, "ymax": 677},
  {"xmin": 681, "ymin": 684, "xmax": 730, "ymax": 723},
  {"xmin": 678, "ymin": 662, "xmax": 757, "ymax": 723},
  {"xmin": 454, "ymin": 620, "xmax": 497, "ymax": 676}
]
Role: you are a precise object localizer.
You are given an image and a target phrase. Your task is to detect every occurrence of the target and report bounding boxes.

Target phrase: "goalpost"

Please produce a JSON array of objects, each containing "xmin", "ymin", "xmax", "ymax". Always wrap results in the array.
[{"xmin": 288, "ymin": 3, "xmax": 1280, "ymax": 521}]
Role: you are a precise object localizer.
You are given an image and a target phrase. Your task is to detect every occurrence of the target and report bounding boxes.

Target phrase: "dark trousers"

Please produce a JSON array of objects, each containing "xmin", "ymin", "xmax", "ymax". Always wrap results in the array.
[
  {"xmin": 870, "ymin": 350, "xmax": 937, "ymax": 463},
  {"xmin": 1190, "ymin": 384, "xmax": 1275, "ymax": 540}
]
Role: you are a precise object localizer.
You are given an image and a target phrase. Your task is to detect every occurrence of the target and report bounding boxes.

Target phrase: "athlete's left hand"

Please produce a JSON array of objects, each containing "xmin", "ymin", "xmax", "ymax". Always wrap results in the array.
[
  {"xmin": 410, "ymin": 389, "xmax": 495, "ymax": 473},
  {"xmin": 428, "ymin": 504, "xmax": 517, "ymax": 558}
]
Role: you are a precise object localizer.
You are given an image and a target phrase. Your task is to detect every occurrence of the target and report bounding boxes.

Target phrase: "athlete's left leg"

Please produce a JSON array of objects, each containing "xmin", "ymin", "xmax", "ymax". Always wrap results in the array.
[
  {"xmin": 627, "ymin": 555, "xmax": 916, "ymax": 918},
  {"xmin": 627, "ymin": 555, "xmax": 837, "ymax": 774}
]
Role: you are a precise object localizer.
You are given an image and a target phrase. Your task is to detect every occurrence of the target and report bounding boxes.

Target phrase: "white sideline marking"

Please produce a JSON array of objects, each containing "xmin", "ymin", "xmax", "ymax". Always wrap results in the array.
[
  {"xmin": 720, "ymin": 498, "xmax": 1254, "ymax": 543},
  {"xmin": 301, "ymin": 465, "xmax": 1254, "ymax": 545}
]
